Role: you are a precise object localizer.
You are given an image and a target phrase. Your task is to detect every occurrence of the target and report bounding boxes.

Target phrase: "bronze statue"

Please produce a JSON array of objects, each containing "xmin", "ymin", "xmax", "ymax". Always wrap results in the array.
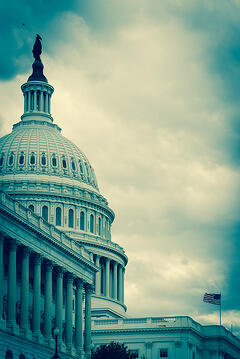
[{"xmin": 32, "ymin": 34, "xmax": 42, "ymax": 61}]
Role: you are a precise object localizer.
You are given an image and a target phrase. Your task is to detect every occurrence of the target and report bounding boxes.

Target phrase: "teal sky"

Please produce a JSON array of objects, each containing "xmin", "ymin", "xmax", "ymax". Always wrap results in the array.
[{"xmin": 1, "ymin": 0, "xmax": 240, "ymax": 335}]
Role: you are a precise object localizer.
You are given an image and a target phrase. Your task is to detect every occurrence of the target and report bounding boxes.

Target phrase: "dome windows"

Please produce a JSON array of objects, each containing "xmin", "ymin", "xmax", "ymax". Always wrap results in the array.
[
  {"xmin": 30, "ymin": 153, "xmax": 36, "ymax": 165},
  {"xmin": 90, "ymin": 214, "xmax": 94, "ymax": 233},
  {"xmin": 79, "ymin": 161, "xmax": 84, "ymax": 174},
  {"xmin": 0, "ymin": 153, "xmax": 4, "ymax": 167},
  {"xmin": 8, "ymin": 153, "xmax": 14, "ymax": 166},
  {"xmin": 68, "ymin": 209, "xmax": 74, "ymax": 228},
  {"xmin": 80, "ymin": 211, "xmax": 85, "ymax": 230},
  {"xmin": 19, "ymin": 153, "xmax": 25, "ymax": 165},
  {"xmin": 52, "ymin": 155, "xmax": 57, "ymax": 167},
  {"xmin": 41, "ymin": 153, "xmax": 47, "ymax": 166},
  {"xmin": 62, "ymin": 157, "xmax": 67, "ymax": 169},
  {"xmin": 42, "ymin": 205, "xmax": 48, "ymax": 221},
  {"xmin": 56, "ymin": 207, "xmax": 62, "ymax": 226}
]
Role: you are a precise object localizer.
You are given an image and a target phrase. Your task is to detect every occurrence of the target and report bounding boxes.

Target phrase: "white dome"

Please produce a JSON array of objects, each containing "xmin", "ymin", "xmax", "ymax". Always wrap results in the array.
[{"xmin": 0, "ymin": 119, "xmax": 99, "ymax": 192}]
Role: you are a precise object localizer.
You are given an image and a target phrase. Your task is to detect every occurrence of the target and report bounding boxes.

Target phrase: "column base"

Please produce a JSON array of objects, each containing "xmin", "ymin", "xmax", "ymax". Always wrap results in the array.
[
  {"xmin": 32, "ymin": 332, "xmax": 44, "ymax": 344},
  {"xmin": 7, "ymin": 321, "xmax": 19, "ymax": 335},
  {"xmin": 20, "ymin": 326, "xmax": 32, "ymax": 339},
  {"xmin": 45, "ymin": 336, "xmax": 55, "ymax": 348},
  {"xmin": 58, "ymin": 340, "xmax": 66, "ymax": 353},
  {"xmin": 66, "ymin": 344, "xmax": 73, "ymax": 355}
]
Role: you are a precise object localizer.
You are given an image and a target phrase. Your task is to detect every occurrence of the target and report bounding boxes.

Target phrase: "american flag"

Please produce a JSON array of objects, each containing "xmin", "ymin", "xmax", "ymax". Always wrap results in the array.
[{"xmin": 203, "ymin": 293, "xmax": 221, "ymax": 305}]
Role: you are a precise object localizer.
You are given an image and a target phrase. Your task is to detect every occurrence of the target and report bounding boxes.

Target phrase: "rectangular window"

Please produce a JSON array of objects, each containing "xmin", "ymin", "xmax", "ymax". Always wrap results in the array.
[
  {"xmin": 129, "ymin": 349, "xmax": 139, "ymax": 358},
  {"xmin": 160, "ymin": 348, "xmax": 168, "ymax": 357}
]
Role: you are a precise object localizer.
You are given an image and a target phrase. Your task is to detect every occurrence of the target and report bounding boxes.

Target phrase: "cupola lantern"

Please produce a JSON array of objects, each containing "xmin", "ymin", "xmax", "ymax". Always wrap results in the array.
[{"xmin": 21, "ymin": 35, "xmax": 54, "ymax": 123}]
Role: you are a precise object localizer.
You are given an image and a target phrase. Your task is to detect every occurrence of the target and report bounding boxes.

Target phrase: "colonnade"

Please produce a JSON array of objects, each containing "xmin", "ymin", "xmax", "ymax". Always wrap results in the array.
[
  {"xmin": 94, "ymin": 255, "xmax": 125, "ymax": 303},
  {"xmin": 24, "ymin": 89, "xmax": 51, "ymax": 114},
  {"xmin": 0, "ymin": 233, "xmax": 93, "ymax": 358}
]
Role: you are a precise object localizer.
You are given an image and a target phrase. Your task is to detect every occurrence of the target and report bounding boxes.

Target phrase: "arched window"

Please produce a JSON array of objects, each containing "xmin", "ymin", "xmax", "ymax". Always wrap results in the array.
[
  {"xmin": 19, "ymin": 355, "xmax": 26, "ymax": 359},
  {"xmin": 30, "ymin": 153, "xmax": 35, "ymax": 165},
  {"xmin": 80, "ymin": 211, "xmax": 85, "ymax": 230},
  {"xmin": 5, "ymin": 350, "xmax": 13, "ymax": 359},
  {"xmin": 19, "ymin": 153, "xmax": 24, "ymax": 165},
  {"xmin": 62, "ymin": 158, "xmax": 67, "ymax": 169},
  {"xmin": 79, "ymin": 161, "xmax": 84, "ymax": 174},
  {"xmin": 0, "ymin": 154, "xmax": 4, "ymax": 166},
  {"xmin": 9, "ymin": 154, "xmax": 14, "ymax": 165},
  {"xmin": 72, "ymin": 161, "xmax": 76, "ymax": 171},
  {"xmin": 52, "ymin": 156, "xmax": 57, "ymax": 167},
  {"xmin": 28, "ymin": 205, "xmax": 34, "ymax": 212},
  {"xmin": 69, "ymin": 209, "xmax": 74, "ymax": 228},
  {"xmin": 42, "ymin": 206, "xmax": 48, "ymax": 221},
  {"xmin": 98, "ymin": 217, "xmax": 101, "ymax": 236},
  {"xmin": 56, "ymin": 207, "xmax": 62, "ymax": 226},
  {"xmin": 41, "ymin": 154, "xmax": 46, "ymax": 165},
  {"xmin": 90, "ymin": 214, "xmax": 94, "ymax": 233}
]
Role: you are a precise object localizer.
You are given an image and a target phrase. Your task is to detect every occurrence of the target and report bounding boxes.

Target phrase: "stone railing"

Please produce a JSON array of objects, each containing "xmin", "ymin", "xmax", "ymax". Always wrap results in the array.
[{"xmin": 0, "ymin": 190, "xmax": 93, "ymax": 263}]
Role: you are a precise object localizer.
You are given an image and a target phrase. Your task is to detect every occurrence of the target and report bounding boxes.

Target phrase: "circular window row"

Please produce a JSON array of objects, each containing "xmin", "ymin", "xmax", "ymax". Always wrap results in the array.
[{"xmin": 0, "ymin": 151, "xmax": 97, "ymax": 185}]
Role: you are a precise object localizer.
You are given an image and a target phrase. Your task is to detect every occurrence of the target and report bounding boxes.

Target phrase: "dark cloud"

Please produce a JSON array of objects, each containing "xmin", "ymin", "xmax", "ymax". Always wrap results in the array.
[{"xmin": 0, "ymin": 0, "xmax": 82, "ymax": 80}]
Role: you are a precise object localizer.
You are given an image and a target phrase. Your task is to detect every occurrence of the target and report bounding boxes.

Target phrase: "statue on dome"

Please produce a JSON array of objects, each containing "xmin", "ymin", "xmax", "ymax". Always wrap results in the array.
[{"xmin": 32, "ymin": 34, "xmax": 42, "ymax": 61}]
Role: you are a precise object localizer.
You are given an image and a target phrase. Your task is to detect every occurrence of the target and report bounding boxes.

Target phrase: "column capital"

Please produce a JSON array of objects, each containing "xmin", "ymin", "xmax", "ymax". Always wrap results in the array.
[
  {"xmin": 75, "ymin": 278, "xmax": 84, "ymax": 289},
  {"xmin": 45, "ymin": 260, "xmax": 53, "ymax": 272},
  {"xmin": 65, "ymin": 273, "xmax": 74, "ymax": 283},
  {"xmin": 0, "ymin": 232, "xmax": 6, "ymax": 243},
  {"xmin": 21, "ymin": 246, "xmax": 31, "ymax": 257},
  {"xmin": 84, "ymin": 283, "xmax": 94, "ymax": 294},
  {"xmin": 8, "ymin": 239, "xmax": 17, "ymax": 251},
  {"xmin": 33, "ymin": 253, "xmax": 42, "ymax": 264},
  {"xmin": 55, "ymin": 266, "xmax": 64, "ymax": 277}
]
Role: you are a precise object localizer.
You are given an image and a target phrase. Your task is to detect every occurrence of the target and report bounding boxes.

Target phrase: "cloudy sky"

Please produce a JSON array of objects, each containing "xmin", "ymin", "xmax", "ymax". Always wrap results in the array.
[{"xmin": 1, "ymin": 0, "xmax": 240, "ymax": 334}]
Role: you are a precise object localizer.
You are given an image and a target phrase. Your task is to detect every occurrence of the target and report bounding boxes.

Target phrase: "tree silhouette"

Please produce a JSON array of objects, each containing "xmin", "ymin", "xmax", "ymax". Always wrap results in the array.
[{"xmin": 91, "ymin": 342, "xmax": 138, "ymax": 359}]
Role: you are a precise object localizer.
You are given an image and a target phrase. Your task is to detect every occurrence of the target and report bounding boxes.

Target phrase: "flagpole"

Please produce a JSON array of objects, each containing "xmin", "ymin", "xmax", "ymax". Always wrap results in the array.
[{"xmin": 219, "ymin": 292, "xmax": 221, "ymax": 326}]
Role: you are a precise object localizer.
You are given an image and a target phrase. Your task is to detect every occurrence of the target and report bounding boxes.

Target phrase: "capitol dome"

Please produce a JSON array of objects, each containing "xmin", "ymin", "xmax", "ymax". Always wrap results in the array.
[
  {"xmin": 0, "ymin": 120, "xmax": 99, "ymax": 192},
  {"xmin": 0, "ymin": 36, "xmax": 127, "ymax": 319}
]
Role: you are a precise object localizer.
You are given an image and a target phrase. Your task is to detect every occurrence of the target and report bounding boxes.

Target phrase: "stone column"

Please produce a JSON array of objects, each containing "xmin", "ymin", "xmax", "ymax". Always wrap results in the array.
[
  {"xmin": 39, "ymin": 91, "xmax": 43, "ymax": 112},
  {"xmin": 48, "ymin": 93, "xmax": 51, "ymax": 113},
  {"xmin": 95, "ymin": 255, "xmax": 101, "ymax": 296},
  {"xmin": 118, "ymin": 265, "xmax": 123, "ymax": 302},
  {"xmin": 20, "ymin": 247, "xmax": 30, "ymax": 335},
  {"xmin": 24, "ymin": 93, "xmax": 27, "ymax": 112},
  {"xmin": 0, "ymin": 233, "xmax": 4, "ymax": 323},
  {"xmin": 44, "ymin": 261, "xmax": 53, "ymax": 344},
  {"xmin": 27, "ymin": 91, "xmax": 32, "ymax": 112},
  {"xmin": 65, "ymin": 273, "xmax": 74, "ymax": 353},
  {"xmin": 55, "ymin": 267, "xmax": 63, "ymax": 344},
  {"xmin": 33, "ymin": 90, "xmax": 37, "ymax": 111},
  {"xmin": 7, "ymin": 240, "xmax": 17, "ymax": 331},
  {"xmin": 75, "ymin": 279, "xmax": 84, "ymax": 357},
  {"xmin": 84, "ymin": 285, "xmax": 93, "ymax": 359},
  {"xmin": 113, "ymin": 262, "xmax": 118, "ymax": 300},
  {"xmin": 105, "ymin": 258, "xmax": 110, "ymax": 297},
  {"xmin": 32, "ymin": 254, "xmax": 42, "ymax": 341}
]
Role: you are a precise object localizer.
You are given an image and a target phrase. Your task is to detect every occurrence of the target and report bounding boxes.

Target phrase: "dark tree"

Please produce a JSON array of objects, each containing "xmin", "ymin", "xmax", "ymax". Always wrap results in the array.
[{"xmin": 91, "ymin": 342, "xmax": 138, "ymax": 359}]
